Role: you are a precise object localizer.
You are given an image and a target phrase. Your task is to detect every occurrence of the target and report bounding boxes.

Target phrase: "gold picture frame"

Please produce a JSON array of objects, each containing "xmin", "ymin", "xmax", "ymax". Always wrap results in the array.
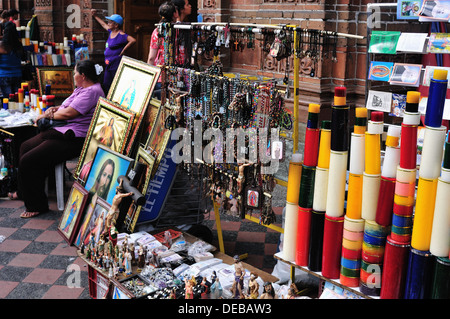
[
  {"xmin": 36, "ymin": 66, "xmax": 75, "ymax": 97},
  {"xmin": 107, "ymin": 56, "xmax": 161, "ymax": 155},
  {"xmin": 123, "ymin": 146, "xmax": 156, "ymax": 232},
  {"xmin": 75, "ymin": 97, "xmax": 135, "ymax": 184},
  {"xmin": 144, "ymin": 101, "xmax": 173, "ymax": 172}
]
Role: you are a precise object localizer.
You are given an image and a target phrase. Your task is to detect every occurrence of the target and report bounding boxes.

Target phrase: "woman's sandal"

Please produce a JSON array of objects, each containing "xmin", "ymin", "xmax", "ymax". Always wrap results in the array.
[
  {"xmin": 20, "ymin": 211, "xmax": 40, "ymax": 219},
  {"xmin": 8, "ymin": 192, "xmax": 18, "ymax": 200}
]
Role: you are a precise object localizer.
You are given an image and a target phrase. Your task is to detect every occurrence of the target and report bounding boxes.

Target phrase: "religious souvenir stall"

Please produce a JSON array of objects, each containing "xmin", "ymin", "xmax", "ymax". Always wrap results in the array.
[
  {"xmin": 276, "ymin": 1, "xmax": 450, "ymax": 300},
  {"xmin": 44, "ymin": 17, "xmax": 368, "ymax": 299}
]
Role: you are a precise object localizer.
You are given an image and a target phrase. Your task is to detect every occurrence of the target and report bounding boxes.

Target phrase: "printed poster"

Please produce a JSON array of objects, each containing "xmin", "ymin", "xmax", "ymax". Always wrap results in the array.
[
  {"xmin": 390, "ymin": 93, "xmax": 407, "ymax": 117},
  {"xmin": 368, "ymin": 31, "xmax": 401, "ymax": 54},
  {"xmin": 368, "ymin": 61, "xmax": 394, "ymax": 82},
  {"xmin": 419, "ymin": 0, "xmax": 450, "ymax": 21},
  {"xmin": 397, "ymin": 0, "xmax": 423, "ymax": 19},
  {"xmin": 389, "ymin": 63, "xmax": 422, "ymax": 87},
  {"xmin": 427, "ymin": 33, "xmax": 450, "ymax": 53},
  {"xmin": 366, "ymin": 90, "xmax": 393, "ymax": 113}
]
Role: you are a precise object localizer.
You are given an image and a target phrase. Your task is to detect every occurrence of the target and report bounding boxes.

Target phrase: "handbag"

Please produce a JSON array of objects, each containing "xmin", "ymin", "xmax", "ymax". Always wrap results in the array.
[{"xmin": 36, "ymin": 117, "xmax": 67, "ymax": 131}]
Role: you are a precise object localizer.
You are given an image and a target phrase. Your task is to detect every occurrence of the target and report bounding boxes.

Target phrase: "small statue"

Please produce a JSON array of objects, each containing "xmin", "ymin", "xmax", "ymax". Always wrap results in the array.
[
  {"xmin": 105, "ymin": 180, "xmax": 133, "ymax": 228},
  {"xmin": 137, "ymin": 245, "xmax": 146, "ymax": 270},
  {"xmin": 184, "ymin": 276, "xmax": 195, "ymax": 299},
  {"xmin": 124, "ymin": 248, "xmax": 133, "ymax": 276},
  {"xmin": 259, "ymin": 282, "xmax": 275, "ymax": 299},
  {"xmin": 232, "ymin": 255, "xmax": 245, "ymax": 299},
  {"xmin": 210, "ymin": 276, "xmax": 223, "ymax": 299},
  {"xmin": 247, "ymin": 272, "xmax": 259, "ymax": 299}
]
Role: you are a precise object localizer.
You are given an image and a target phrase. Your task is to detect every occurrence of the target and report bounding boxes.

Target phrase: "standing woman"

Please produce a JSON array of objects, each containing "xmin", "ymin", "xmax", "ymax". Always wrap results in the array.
[
  {"xmin": 91, "ymin": 10, "xmax": 136, "ymax": 94},
  {"xmin": 12, "ymin": 60, "xmax": 105, "ymax": 218},
  {"xmin": 147, "ymin": 1, "xmax": 178, "ymax": 99}
]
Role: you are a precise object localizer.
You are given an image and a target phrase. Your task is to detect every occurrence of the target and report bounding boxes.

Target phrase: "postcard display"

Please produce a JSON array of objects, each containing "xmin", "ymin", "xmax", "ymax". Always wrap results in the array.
[{"xmin": 276, "ymin": 2, "xmax": 450, "ymax": 300}]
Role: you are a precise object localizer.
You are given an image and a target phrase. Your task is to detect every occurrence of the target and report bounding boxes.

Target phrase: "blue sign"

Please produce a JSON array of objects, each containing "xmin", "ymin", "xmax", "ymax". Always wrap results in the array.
[{"xmin": 137, "ymin": 140, "xmax": 177, "ymax": 223}]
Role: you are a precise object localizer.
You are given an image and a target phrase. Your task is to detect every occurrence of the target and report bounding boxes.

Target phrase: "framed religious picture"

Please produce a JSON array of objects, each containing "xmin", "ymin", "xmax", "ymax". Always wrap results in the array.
[
  {"xmin": 73, "ymin": 195, "xmax": 111, "ymax": 249},
  {"xmin": 397, "ymin": 0, "xmax": 422, "ymax": 19},
  {"xmin": 123, "ymin": 146, "xmax": 156, "ymax": 233},
  {"xmin": 36, "ymin": 66, "xmax": 75, "ymax": 97},
  {"xmin": 145, "ymin": 101, "xmax": 173, "ymax": 173},
  {"xmin": 140, "ymin": 98, "xmax": 162, "ymax": 148},
  {"xmin": 368, "ymin": 61, "xmax": 394, "ymax": 82},
  {"xmin": 75, "ymin": 97, "xmax": 135, "ymax": 183},
  {"xmin": 57, "ymin": 182, "xmax": 89, "ymax": 245},
  {"xmin": 107, "ymin": 56, "xmax": 161, "ymax": 154},
  {"xmin": 84, "ymin": 144, "xmax": 134, "ymax": 205}
]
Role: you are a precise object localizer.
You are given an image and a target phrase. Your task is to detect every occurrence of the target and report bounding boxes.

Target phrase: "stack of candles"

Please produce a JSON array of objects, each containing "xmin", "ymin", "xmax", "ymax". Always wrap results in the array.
[
  {"xmin": 282, "ymin": 153, "xmax": 303, "ymax": 262},
  {"xmin": 359, "ymin": 111, "xmax": 385, "ymax": 296},
  {"xmin": 322, "ymin": 87, "xmax": 348, "ymax": 279},
  {"xmin": 308, "ymin": 120, "xmax": 331, "ymax": 271},
  {"xmin": 380, "ymin": 91, "xmax": 420, "ymax": 299},
  {"xmin": 296, "ymin": 103, "xmax": 321, "ymax": 266},
  {"xmin": 340, "ymin": 107, "xmax": 367, "ymax": 287},
  {"xmin": 406, "ymin": 69, "xmax": 448, "ymax": 299},
  {"xmin": 428, "ymin": 133, "xmax": 450, "ymax": 299}
]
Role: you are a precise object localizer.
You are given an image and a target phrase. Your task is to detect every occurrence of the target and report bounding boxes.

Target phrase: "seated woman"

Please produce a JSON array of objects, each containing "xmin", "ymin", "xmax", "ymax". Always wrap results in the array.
[{"xmin": 9, "ymin": 60, "xmax": 105, "ymax": 218}]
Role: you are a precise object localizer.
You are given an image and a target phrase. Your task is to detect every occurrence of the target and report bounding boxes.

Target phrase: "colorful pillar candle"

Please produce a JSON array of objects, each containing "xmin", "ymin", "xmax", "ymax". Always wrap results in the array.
[
  {"xmin": 380, "ymin": 236, "xmax": 410, "ymax": 299},
  {"xmin": 429, "ymin": 137, "xmax": 450, "ymax": 257},
  {"xmin": 404, "ymin": 248, "xmax": 433, "ymax": 299},
  {"xmin": 424, "ymin": 69, "xmax": 447, "ymax": 128},
  {"xmin": 283, "ymin": 153, "xmax": 303, "ymax": 262},
  {"xmin": 346, "ymin": 107, "xmax": 367, "ymax": 220}
]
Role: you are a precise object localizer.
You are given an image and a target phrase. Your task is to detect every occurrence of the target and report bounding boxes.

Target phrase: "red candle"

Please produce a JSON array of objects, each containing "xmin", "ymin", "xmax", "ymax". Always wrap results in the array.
[
  {"xmin": 322, "ymin": 214, "xmax": 344, "ymax": 279},
  {"xmin": 399, "ymin": 124, "xmax": 418, "ymax": 169},
  {"xmin": 375, "ymin": 176, "xmax": 396, "ymax": 226},
  {"xmin": 295, "ymin": 206, "xmax": 312, "ymax": 266},
  {"xmin": 380, "ymin": 236, "xmax": 410, "ymax": 299}
]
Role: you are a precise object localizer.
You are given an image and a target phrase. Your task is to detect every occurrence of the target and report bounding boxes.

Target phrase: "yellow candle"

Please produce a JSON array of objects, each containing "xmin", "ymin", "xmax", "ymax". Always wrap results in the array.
[
  {"xmin": 286, "ymin": 153, "xmax": 303, "ymax": 204},
  {"xmin": 365, "ymin": 132, "xmax": 381, "ymax": 175},
  {"xmin": 354, "ymin": 107, "xmax": 367, "ymax": 134},
  {"xmin": 411, "ymin": 177, "xmax": 438, "ymax": 251},
  {"xmin": 346, "ymin": 173, "xmax": 363, "ymax": 219},
  {"xmin": 317, "ymin": 122, "xmax": 331, "ymax": 169}
]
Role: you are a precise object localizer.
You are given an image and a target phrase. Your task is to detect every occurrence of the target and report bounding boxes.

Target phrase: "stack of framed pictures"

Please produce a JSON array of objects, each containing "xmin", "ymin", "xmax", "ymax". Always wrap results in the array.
[{"xmin": 56, "ymin": 56, "xmax": 178, "ymax": 246}]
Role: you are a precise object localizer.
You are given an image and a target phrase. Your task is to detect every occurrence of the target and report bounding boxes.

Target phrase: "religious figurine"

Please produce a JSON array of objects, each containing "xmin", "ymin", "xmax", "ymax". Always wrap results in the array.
[
  {"xmin": 129, "ymin": 242, "xmax": 136, "ymax": 266},
  {"xmin": 237, "ymin": 162, "xmax": 252, "ymax": 194},
  {"xmin": 247, "ymin": 272, "xmax": 259, "ymax": 299},
  {"xmin": 137, "ymin": 245, "xmax": 146, "ymax": 270},
  {"xmin": 200, "ymin": 277, "xmax": 209, "ymax": 299},
  {"xmin": 124, "ymin": 248, "xmax": 133, "ymax": 276},
  {"xmin": 184, "ymin": 276, "xmax": 195, "ymax": 299},
  {"xmin": 105, "ymin": 180, "xmax": 133, "ymax": 229},
  {"xmin": 286, "ymin": 287, "xmax": 296, "ymax": 299},
  {"xmin": 259, "ymin": 282, "xmax": 276, "ymax": 299},
  {"xmin": 210, "ymin": 276, "xmax": 223, "ymax": 299},
  {"xmin": 232, "ymin": 255, "xmax": 245, "ymax": 299}
]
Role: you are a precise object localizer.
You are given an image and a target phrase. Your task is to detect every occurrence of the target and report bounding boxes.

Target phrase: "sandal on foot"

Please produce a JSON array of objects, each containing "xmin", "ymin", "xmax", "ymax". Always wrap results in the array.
[
  {"xmin": 8, "ymin": 192, "xmax": 18, "ymax": 200},
  {"xmin": 20, "ymin": 211, "xmax": 40, "ymax": 218}
]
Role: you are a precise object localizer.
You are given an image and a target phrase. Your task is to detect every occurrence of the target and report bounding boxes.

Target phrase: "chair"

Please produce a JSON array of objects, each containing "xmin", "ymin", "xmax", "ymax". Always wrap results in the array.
[{"xmin": 45, "ymin": 159, "xmax": 76, "ymax": 211}]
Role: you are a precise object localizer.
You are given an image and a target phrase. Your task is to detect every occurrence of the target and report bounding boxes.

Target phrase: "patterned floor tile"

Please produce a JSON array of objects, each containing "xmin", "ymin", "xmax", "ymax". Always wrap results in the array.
[{"xmin": 8, "ymin": 253, "xmax": 47, "ymax": 268}]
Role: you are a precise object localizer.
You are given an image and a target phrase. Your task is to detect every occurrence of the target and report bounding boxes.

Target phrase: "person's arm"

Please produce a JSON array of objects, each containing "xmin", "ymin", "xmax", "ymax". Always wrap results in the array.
[
  {"xmin": 36, "ymin": 105, "xmax": 79, "ymax": 121},
  {"xmin": 147, "ymin": 46, "xmax": 158, "ymax": 65},
  {"xmin": 119, "ymin": 34, "xmax": 136, "ymax": 56},
  {"xmin": 91, "ymin": 9, "xmax": 109, "ymax": 31}
]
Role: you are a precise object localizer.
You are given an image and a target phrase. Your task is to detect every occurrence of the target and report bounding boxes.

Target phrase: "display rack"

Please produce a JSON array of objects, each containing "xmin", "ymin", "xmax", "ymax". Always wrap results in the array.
[
  {"xmin": 274, "ymin": 252, "xmax": 375, "ymax": 299},
  {"xmin": 159, "ymin": 21, "xmax": 364, "ymax": 254}
]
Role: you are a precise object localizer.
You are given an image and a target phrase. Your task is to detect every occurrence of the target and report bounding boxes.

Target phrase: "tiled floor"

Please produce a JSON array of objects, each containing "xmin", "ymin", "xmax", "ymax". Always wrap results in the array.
[{"xmin": 0, "ymin": 163, "xmax": 283, "ymax": 299}]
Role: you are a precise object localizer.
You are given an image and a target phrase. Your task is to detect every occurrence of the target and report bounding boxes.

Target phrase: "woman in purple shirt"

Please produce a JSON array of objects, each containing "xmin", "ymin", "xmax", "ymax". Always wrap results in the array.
[
  {"xmin": 11, "ymin": 60, "xmax": 105, "ymax": 218},
  {"xmin": 91, "ymin": 10, "xmax": 136, "ymax": 94}
]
